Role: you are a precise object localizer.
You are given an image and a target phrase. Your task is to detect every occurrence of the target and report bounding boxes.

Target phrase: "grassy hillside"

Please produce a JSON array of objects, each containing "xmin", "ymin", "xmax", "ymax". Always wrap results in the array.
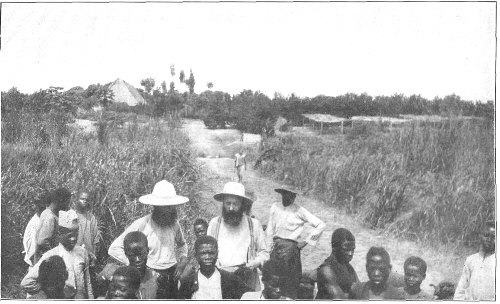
[{"xmin": 257, "ymin": 119, "xmax": 494, "ymax": 247}]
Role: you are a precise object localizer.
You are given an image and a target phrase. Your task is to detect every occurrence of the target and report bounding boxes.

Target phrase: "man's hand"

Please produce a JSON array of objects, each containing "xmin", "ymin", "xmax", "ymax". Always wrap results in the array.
[
  {"xmin": 298, "ymin": 241, "xmax": 307, "ymax": 250},
  {"xmin": 174, "ymin": 257, "xmax": 188, "ymax": 281}
]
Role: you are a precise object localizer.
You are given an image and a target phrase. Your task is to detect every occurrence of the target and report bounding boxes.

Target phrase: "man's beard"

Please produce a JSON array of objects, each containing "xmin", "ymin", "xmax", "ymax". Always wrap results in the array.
[
  {"xmin": 222, "ymin": 206, "xmax": 244, "ymax": 226},
  {"xmin": 152, "ymin": 208, "xmax": 178, "ymax": 227}
]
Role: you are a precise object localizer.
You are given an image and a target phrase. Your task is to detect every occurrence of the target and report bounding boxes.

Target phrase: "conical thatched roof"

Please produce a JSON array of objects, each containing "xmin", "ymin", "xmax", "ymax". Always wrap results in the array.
[{"xmin": 108, "ymin": 78, "xmax": 145, "ymax": 106}]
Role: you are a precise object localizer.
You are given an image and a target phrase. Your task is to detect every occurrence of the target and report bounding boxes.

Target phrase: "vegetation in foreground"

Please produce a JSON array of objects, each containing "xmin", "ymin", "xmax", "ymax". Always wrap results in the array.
[
  {"xmin": 256, "ymin": 119, "xmax": 494, "ymax": 248},
  {"xmin": 1, "ymin": 116, "xmax": 204, "ymax": 299}
]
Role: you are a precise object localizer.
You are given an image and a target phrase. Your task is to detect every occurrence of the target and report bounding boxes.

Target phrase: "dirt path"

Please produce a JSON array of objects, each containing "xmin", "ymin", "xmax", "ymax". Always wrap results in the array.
[{"xmin": 182, "ymin": 119, "xmax": 466, "ymax": 295}]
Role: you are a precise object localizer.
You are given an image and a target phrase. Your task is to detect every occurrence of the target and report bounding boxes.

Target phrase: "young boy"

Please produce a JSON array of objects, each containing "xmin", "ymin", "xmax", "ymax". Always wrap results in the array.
[
  {"xmin": 193, "ymin": 218, "xmax": 208, "ymax": 239},
  {"xmin": 22, "ymin": 209, "xmax": 94, "ymax": 299},
  {"xmin": 398, "ymin": 256, "xmax": 433, "ymax": 299},
  {"xmin": 234, "ymin": 149, "xmax": 246, "ymax": 183},
  {"xmin": 73, "ymin": 190, "xmax": 100, "ymax": 259},
  {"xmin": 98, "ymin": 231, "xmax": 159, "ymax": 299},
  {"xmin": 34, "ymin": 187, "xmax": 72, "ymax": 263},
  {"xmin": 106, "ymin": 266, "xmax": 142, "ymax": 299},
  {"xmin": 33, "ymin": 255, "xmax": 69, "ymax": 299},
  {"xmin": 454, "ymin": 220, "xmax": 495, "ymax": 300},
  {"xmin": 350, "ymin": 247, "xmax": 404, "ymax": 300},
  {"xmin": 23, "ymin": 192, "xmax": 51, "ymax": 267}
]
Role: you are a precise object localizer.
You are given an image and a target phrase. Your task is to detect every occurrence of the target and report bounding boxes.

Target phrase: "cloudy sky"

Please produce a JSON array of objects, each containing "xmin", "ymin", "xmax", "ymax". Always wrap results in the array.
[{"xmin": 0, "ymin": 2, "xmax": 496, "ymax": 101}]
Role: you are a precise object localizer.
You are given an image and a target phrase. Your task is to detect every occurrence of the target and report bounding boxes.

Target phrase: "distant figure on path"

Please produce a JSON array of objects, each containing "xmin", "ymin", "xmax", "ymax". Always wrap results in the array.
[
  {"xmin": 207, "ymin": 182, "xmax": 269, "ymax": 291},
  {"xmin": 316, "ymin": 228, "xmax": 359, "ymax": 299},
  {"xmin": 107, "ymin": 180, "xmax": 189, "ymax": 299},
  {"xmin": 350, "ymin": 247, "xmax": 404, "ymax": 300},
  {"xmin": 266, "ymin": 187, "xmax": 326, "ymax": 299},
  {"xmin": 454, "ymin": 220, "xmax": 495, "ymax": 301},
  {"xmin": 234, "ymin": 149, "xmax": 247, "ymax": 183},
  {"xmin": 398, "ymin": 256, "xmax": 433, "ymax": 300},
  {"xmin": 23, "ymin": 192, "xmax": 51, "ymax": 268},
  {"xmin": 34, "ymin": 188, "xmax": 72, "ymax": 263}
]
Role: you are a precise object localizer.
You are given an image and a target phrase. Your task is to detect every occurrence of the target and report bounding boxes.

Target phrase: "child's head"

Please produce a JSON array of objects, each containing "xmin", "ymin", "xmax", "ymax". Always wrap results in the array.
[
  {"xmin": 481, "ymin": 220, "xmax": 495, "ymax": 254},
  {"xmin": 262, "ymin": 259, "xmax": 288, "ymax": 299},
  {"xmin": 366, "ymin": 247, "xmax": 392, "ymax": 287},
  {"xmin": 35, "ymin": 191, "xmax": 51, "ymax": 216},
  {"xmin": 39, "ymin": 255, "xmax": 68, "ymax": 299},
  {"xmin": 58, "ymin": 210, "xmax": 79, "ymax": 251},
  {"xmin": 53, "ymin": 188, "xmax": 72, "ymax": 212},
  {"xmin": 404, "ymin": 256, "xmax": 427, "ymax": 290},
  {"xmin": 109, "ymin": 266, "xmax": 141, "ymax": 299},
  {"xmin": 124, "ymin": 231, "xmax": 149, "ymax": 276},
  {"xmin": 193, "ymin": 218, "xmax": 208, "ymax": 239},
  {"xmin": 74, "ymin": 190, "xmax": 91, "ymax": 212}
]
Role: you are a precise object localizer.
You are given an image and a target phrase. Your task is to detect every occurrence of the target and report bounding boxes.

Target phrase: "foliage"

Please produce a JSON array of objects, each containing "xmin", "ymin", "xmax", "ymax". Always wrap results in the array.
[
  {"xmin": 140, "ymin": 78, "xmax": 155, "ymax": 95},
  {"xmin": 257, "ymin": 120, "xmax": 494, "ymax": 247},
  {"xmin": 186, "ymin": 70, "xmax": 196, "ymax": 95},
  {"xmin": 1, "ymin": 117, "xmax": 203, "ymax": 299}
]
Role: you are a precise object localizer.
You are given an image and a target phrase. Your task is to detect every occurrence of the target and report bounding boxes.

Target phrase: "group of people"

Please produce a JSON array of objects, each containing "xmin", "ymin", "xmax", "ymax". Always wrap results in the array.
[{"xmin": 20, "ymin": 179, "xmax": 495, "ymax": 300}]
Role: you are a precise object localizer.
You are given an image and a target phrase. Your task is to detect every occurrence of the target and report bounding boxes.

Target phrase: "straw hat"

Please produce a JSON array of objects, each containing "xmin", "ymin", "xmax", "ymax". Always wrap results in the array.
[
  {"xmin": 214, "ymin": 182, "xmax": 253, "ymax": 206},
  {"xmin": 274, "ymin": 186, "xmax": 301, "ymax": 196},
  {"xmin": 59, "ymin": 210, "xmax": 79, "ymax": 229},
  {"xmin": 139, "ymin": 180, "xmax": 189, "ymax": 206}
]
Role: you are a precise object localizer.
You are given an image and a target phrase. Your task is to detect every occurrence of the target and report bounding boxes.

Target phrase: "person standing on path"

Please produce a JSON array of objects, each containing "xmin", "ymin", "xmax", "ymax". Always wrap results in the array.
[
  {"xmin": 207, "ymin": 182, "xmax": 269, "ymax": 292},
  {"xmin": 108, "ymin": 180, "xmax": 190, "ymax": 299},
  {"xmin": 316, "ymin": 228, "xmax": 359, "ymax": 299},
  {"xmin": 234, "ymin": 149, "xmax": 247, "ymax": 183},
  {"xmin": 454, "ymin": 220, "xmax": 495, "ymax": 301},
  {"xmin": 265, "ymin": 187, "xmax": 326, "ymax": 299}
]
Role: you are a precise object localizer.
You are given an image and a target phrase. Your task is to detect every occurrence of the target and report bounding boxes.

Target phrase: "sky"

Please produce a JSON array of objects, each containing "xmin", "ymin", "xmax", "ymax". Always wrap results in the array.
[{"xmin": 0, "ymin": 2, "xmax": 496, "ymax": 102}]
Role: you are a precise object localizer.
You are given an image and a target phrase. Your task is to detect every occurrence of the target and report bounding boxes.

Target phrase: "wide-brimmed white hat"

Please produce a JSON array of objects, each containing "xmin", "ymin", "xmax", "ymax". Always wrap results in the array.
[
  {"xmin": 214, "ymin": 182, "xmax": 253, "ymax": 206},
  {"xmin": 139, "ymin": 180, "xmax": 189, "ymax": 206}
]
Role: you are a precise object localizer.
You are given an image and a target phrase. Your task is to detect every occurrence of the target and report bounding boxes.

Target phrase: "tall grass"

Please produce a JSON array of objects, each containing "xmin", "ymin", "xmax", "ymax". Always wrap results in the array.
[
  {"xmin": 258, "ymin": 119, "xmax": 494, "ymax": 247},
  {"xmin": 1, "ymin": 115, "xmax": 203, "ymax": 298}
]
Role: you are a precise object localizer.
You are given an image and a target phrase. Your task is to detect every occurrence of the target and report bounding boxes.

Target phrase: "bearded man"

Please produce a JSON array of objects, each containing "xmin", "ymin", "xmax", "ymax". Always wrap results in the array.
[
  {"xmin": 207, "ymin": 182, "xmax": 269, "ymax": 292},
  {"xmin": 108, "ymin": 180, "xmax": 189, "ymax": 299}
]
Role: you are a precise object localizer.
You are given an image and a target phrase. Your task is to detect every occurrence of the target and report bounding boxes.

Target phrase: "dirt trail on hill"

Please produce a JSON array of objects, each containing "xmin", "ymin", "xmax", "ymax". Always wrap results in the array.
[{"xmin": 182, "ymin": 119, "xmax": 465, "ymax": 295}]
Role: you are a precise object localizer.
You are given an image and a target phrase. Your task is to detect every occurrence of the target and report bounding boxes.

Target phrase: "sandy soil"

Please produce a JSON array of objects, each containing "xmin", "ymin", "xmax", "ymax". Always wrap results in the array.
[{"xmin": 182, "ymin": 119, "xmax": 466, "ymax": 295}]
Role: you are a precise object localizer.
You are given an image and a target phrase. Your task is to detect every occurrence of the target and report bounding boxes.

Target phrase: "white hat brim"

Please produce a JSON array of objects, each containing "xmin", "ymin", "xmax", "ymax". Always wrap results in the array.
[
  {"xmin": 138, "ymin": 194, "xmax": 189, "ymax": 206},
  {"xmin": 214, "ymin": 193, "xmax": 253, "ymax": 206}
]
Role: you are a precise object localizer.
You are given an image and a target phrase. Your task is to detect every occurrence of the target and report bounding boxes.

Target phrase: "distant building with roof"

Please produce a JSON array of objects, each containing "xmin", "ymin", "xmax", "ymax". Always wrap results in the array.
[{"xmin": 108, "ymin": 78, "xmax": 145, "ymax": 106}]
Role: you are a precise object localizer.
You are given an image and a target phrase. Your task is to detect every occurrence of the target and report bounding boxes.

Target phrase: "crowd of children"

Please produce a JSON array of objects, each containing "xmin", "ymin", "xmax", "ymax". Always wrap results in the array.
[{"xmin": 19, "ymin": 181, "xmax": 495, "ymax": 300}]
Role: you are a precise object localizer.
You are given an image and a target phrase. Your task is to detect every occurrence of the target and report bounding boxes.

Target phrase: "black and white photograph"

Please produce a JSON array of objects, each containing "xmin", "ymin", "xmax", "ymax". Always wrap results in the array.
[{"xmin": 0, "ymin": 1, "xmax": 496, "ymax": 300}]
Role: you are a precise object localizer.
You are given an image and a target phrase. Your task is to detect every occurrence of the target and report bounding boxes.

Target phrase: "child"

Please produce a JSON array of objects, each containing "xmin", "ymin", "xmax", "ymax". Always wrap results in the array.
[
  {"xmin": 193, "ymin": 218, "xmax": 208, "ymax": 239},
  {"xmin": 98, "ymin": 231, "xmax": 159, "ymax": 299},
  {"xmin": 34, "ymin": 187, "xmax": 72, "ymax": 263},
  {"xmin": 73, "ymin": 190, "xmax": 100, "ymax": 259},
  {"xmin": 33, "ymin": 255, "xmax": 69, "ymax": 299},
  {"xmin": 106, "ymin": 266, "xmax": 142, "ymax": 299},
  {"xmin": 350, "ymin": 247, "xmax": 404, "ymax": 300},
  {"xmin": 234, "ymin": 149, "xmax": 246, "ymax": 183},
  {"xmin": 398, "ymin": 256, "xmax": 432, "ymax": 299},
  {"xmin": 22, "ymin": 209, "xmax": 94, "ymax": 299},
  {"xmin": 23, "ymin": 191, "xmax": 51, "ymax": 267}
]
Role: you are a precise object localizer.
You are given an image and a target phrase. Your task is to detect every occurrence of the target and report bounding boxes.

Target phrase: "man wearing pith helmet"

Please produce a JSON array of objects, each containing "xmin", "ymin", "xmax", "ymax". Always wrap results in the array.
[
  {"xmin": 108, "ymin": 180, "xmax": 189, "ymax": 299},
  {"xmin": 266, "ymin": 186, "xmax": 326, "ymax": 299},
  {"xmin": 207, "ymin": 182, "xmax": 269, "ymax": 291}
]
